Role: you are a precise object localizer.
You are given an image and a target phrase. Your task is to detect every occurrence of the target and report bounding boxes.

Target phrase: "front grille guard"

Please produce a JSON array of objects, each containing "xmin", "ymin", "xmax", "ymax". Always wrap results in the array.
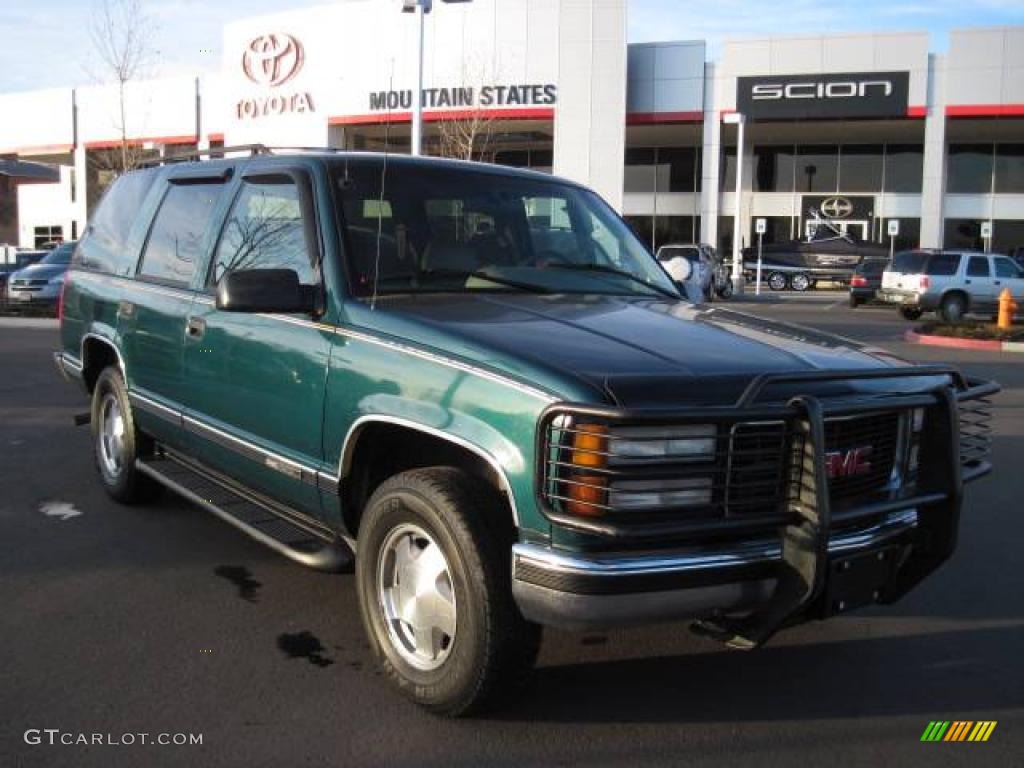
[{"xmin": 536, "ymin": 365, "xmax": 999, "ymax": 649}]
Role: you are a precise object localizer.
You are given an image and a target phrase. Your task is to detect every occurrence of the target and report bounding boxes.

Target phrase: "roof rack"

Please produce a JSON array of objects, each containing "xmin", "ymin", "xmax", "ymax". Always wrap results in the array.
[{"xmin": 139, "ymin": 144, "xmax": 271, "ymax": 168}]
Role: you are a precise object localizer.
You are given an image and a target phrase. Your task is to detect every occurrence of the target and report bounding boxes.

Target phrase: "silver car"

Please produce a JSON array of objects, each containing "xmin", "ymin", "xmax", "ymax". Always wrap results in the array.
[
  {"xmin": 656, "ymin": 243, "xmax": 715, "ymax": 301},
  {"xmin": 4, "ymin": 242, "xmax": 75, "ymax": 307},
  {"xmin": 879, "ymin": 249, "xmax": 1024, "ymax": 322}
]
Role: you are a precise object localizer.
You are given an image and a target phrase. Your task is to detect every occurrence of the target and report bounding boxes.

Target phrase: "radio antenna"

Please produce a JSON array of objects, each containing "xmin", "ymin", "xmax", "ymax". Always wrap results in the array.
[{"xmin": 370, "ymin": 60, "xmax": 396, "ymax": 311}]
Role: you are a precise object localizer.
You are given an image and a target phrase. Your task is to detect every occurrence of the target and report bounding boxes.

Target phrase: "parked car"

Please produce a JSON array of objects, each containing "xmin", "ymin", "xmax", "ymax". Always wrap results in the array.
[
  {"xmin": 848, "ymin": 257, "xmax": 888, "ymax": 308},
  {"xmin": 879, "ymin": 249, "xmax": 1024, "ymax": 322},
  {"xmin": 655, "ymin": 243, "xmax": 714, "ymax": 300},
  {"xmin": 1009, "ymin": 246, "xmax": 1024, "ymax": 271},
  {"xmin": 56, "ymin": 151, "xmax": 997, "ymax": 716},
  {"xmin": 5, "ymin": 242, "xmax": 76, "ymax": 308}
]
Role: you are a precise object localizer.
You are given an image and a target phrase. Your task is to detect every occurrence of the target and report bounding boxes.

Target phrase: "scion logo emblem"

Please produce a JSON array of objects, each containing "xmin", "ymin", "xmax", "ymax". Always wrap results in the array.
[
  {"xmin": 825, "ymin": 446, "xmax": 873, "ymax": 479},
  {"xmin": 820, "ymin": 197, "xmax": 854, "ymax": 219},
  {"xmin": 242, "ymin": 33, "xmax": 304, "ymax": 87}
]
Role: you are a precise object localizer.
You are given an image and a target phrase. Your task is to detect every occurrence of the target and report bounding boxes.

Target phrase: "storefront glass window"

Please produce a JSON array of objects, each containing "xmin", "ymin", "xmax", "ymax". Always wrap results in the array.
[
  {"xmin": 839, "ymin": 145, "xmax": 883, "ymax": 192},
  {"xmin": 881, "ymin": 217, "xmax": 920, "ymax": 251},
  {"xmin": 753, "ymin": 146, "xmax": 795, "ymax": 192},
  {"xmin": 795, "ymin": 145, "xmax": 839, "ymax": 193},
  {"xmin": 749, "ymin": 216, "xmax": 794, "ymax": 245},
  {"xmin": 994, "ymin": 144, "xmax": 1024, "ymax": 194},
  {"xmin": 720, "ymin": 146, "xmax": 736, "ymax": 191},
  {"xmin": 947, "ymin": 144, "xmax": 994, "ymax": 194},
  {"xmin": 882, "ymin": 144, "xmax": 924, "ymax": 193}
]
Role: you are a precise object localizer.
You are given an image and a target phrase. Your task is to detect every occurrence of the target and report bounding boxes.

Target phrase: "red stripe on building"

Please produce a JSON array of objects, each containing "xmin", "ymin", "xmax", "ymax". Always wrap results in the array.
[
  {"xmin": 84, "ymin": 134, "xmax": 198, "ymax": 150},
  {"xmin": 946, "ymin": 104, "xmax": 1024, "ymax": 117},
  {"xmin": 328, "ymin": 107, "xmax": 554, "ymax": 126},
  {"xmin": 627, "ymin": 111, "xmax": 703, "ymax": 125},
  {"xmin": 0, "ymin": 143, "xmax": 75, "ymax": 156},
  {"xmin": 906, "ymin": 106, "xmax": 927, "ymax": 118},
  {"xmin": 208, "ymin": 133, "xmax": 225, "ymax": 143}
]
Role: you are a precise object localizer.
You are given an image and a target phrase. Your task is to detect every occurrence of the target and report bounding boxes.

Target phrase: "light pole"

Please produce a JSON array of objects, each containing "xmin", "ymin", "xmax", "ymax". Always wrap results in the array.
[
  {"xmin": 723, "ymin": 112, "xmax": 746, "ymax": 292},
  {"xmin": 402, "ymin": 0, "xmax": 473, "ymax": 157}
]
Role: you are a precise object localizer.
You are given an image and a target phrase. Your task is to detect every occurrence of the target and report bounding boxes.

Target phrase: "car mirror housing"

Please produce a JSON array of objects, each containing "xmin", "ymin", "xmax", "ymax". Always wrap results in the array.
[{"xmin": 216, "ymin": 268, "xmax": 312, "ymax": 314}]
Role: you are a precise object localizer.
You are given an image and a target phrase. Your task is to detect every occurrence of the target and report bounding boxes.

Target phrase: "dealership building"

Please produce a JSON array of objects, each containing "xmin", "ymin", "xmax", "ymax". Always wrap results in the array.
[{"xmin": 0, "ymin": 0, "xmax": 1022, "ymax": 257}]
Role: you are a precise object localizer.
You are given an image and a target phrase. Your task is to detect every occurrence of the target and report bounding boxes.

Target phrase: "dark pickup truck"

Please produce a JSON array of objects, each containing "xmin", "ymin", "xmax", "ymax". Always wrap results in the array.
[{"xmin": 56, "ymin": 147, "xmax": 998, "ymax": 716}]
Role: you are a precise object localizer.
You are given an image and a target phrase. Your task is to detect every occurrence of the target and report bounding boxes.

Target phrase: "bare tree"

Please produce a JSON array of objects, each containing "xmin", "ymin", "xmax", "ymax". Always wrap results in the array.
[
  {"xmin": 435, "ymin": 109, "xmax": 497, "ymax": 162},
  {"xmin": 88, "ymin": 0, "xmax": 157, "ymax": 175}
]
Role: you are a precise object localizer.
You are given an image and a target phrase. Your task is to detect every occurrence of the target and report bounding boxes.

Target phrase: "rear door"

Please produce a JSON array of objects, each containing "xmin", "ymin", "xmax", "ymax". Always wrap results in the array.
[
  {"xmin": 963, "ymin": 254, "xmax": 997, "ymax": 313},
  {"xmin": 182, "ymin": 163, "xmax": 331, "ymax": 518},
  {"xmin": 121, "ymin": 170, "xmax": 232, "ymax": 448},
  {"xmin": 993, "ymin": 256, "xmax": 1024, "ymax": 304}
]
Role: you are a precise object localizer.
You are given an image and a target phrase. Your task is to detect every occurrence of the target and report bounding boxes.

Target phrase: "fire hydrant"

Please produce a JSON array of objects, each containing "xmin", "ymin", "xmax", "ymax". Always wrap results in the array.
[{"xmin": 998, "ymin": 288, "xmax": 1017, "ymax": 330}]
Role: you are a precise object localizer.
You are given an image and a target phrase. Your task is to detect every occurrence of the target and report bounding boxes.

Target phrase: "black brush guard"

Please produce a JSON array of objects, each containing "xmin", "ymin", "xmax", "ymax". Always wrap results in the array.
[{"xmin": 536, "ymin": 365, "xmax": 999, "ymax": 650}]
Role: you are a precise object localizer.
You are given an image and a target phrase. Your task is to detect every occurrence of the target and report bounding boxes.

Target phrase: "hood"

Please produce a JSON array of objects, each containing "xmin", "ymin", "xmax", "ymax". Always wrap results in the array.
[
  {"xmin": 11, "ymin": 263, "xmax": 66, "ymax": 281},
  {"xmin": 360, "ymin": 294, "xmax": 913, "ymax": 407}
]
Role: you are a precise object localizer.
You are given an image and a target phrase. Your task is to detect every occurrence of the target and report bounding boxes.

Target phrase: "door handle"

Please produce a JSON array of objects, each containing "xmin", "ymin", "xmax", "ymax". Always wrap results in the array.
[
  {"xmin": 186, "ymin": 316, "xmax": 206, "ymax": 339},
  {"xmin": 964, "ymin": 279, "xmax": 971, "ymax": 284}
]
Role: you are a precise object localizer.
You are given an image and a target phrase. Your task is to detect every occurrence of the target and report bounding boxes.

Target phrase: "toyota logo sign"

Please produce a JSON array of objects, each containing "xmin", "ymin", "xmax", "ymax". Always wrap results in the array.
[
  {"xmin": 820, "ymin": 197, "xmax": 854, "ymax": 219},
  {"xmin": 242, "ymin": 33, "xmax": 304, "ymax": 87}
]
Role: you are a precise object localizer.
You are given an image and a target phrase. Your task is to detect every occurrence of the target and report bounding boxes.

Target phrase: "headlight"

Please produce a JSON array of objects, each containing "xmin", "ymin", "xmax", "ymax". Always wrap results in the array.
[{"xmin": 557, "ymin": 422, "xmax": 719, "ymax": 516}]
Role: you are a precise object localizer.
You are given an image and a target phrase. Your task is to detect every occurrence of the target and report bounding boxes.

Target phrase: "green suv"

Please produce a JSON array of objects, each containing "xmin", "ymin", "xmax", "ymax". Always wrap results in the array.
[{"xmin": 56, "ymin": 148, "xmax": 997, "ymax": 715}]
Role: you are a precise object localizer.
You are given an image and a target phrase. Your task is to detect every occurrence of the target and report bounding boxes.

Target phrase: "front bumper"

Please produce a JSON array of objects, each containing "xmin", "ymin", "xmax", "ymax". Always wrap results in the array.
[
  {"xmin": 518, "ymin": 366, "xmax": 997, "ymax": 646},
  {"xmin": 513, "ymin": 507, "xmax": 917, "ymax": 630},
  {"xmin": 5, "ymin": 285, "xmax": 60, "ymax": 305}
]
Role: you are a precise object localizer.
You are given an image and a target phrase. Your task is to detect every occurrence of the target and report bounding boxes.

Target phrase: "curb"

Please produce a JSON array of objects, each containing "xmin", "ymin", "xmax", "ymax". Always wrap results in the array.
[{"xmin": 904, "ymin": 328, "xmax": 1024, "ymax": 353}]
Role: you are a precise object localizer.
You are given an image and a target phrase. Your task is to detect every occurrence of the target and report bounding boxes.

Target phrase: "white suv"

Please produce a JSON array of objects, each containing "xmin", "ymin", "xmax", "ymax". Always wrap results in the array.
[{"xmin": 879, "ymin": 249, "xmax": 1024, "ymax": 322}]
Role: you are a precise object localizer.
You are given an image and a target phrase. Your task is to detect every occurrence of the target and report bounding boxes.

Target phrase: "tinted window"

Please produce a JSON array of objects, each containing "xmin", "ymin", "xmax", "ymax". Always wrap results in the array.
[
  {"xmin": 839, "ymin": 145, "xmax": 883, "ymax": 192},
  {"xmin": 754, "ymin": 145, "xmax": 795, "ymax": 192},
  {"xmin": 212, "ymin": 180, "xmax": 315, "ymax": 285},
  {"xmin": 994, "ymin": 144, "xmax": 1024, "ymax": 193},
  {"xmin": 966, "ymin": 256, "xmax": 990, "ymax": 278},
  {"xmin": 892, "ymin": 251, "xmax": 928, "ymax": 273},
  {"xmin": 77, "ymin": 170, "xmax": 159, "ymax": 275},
  {"xmin": 857, "ymin": 259, "xmax": 886, "ymax": 275},
  {"xmin": 883, "ymin": 145, "xmax": 923, "ymax": 193},
  {"xmin": 947, "ymin": 144, "xmax": 994, "ymax": 194},
  {"xmin": 925, "ymin": 253, "xmax": 961, "ymax": 276},
  {"xmin": 994, "ymin": 257, "xmax": 1023, "ymax": 279},
  {"xmin": 139, "ymin": 182, "xmax": 225, "ymax": 286},
  {"xmin": 795, "ymin": 145, "xmax": 838, "ymax": 193}
]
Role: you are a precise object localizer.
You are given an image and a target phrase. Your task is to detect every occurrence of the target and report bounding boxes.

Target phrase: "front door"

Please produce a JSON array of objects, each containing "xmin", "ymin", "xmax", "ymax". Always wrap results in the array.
[{"xmin": 183, "ymin": 165, "xmax": 331, "ymax": 518}]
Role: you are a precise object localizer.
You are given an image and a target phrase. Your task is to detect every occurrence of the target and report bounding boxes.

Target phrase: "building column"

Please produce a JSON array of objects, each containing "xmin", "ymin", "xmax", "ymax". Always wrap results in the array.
[
  {"xmin": 553, "ymin": 0, "xmax": 627, "ymax": 212},
  {"xmin": 919, "ymin": 53, "xmax": 947, "ymax": 248},
  {"xmin": 699, "ymin": 63, "xmax": 720, "ymax": 247},
  {"xmin": 72, "ymin": 144, "xmax": 88, "ymax": 237}
]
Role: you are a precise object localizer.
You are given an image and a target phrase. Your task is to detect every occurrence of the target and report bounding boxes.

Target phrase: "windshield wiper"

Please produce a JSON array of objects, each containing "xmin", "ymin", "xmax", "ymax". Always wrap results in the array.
[
  {"xmin": 547, "ymin": 263, "xmax": 679, "ymax": 299},
  {"xmin": 420, "ymin": 268, "xmax": 552, "ymax": 294}
]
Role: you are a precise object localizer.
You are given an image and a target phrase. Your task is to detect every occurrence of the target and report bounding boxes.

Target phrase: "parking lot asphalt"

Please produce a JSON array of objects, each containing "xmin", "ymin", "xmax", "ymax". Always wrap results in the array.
[{"xmin": 1, "ymin": 297, "xmax": 1022, "ymax": 768}]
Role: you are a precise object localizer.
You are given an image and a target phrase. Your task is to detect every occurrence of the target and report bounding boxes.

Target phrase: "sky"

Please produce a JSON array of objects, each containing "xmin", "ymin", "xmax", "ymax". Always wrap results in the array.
[{"xmin": 0, "ymin": 0, "xmax": 1022, "ymax": 93}]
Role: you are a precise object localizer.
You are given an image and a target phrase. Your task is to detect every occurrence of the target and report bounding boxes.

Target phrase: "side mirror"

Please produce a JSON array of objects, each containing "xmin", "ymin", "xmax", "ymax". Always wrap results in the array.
[{"xmin": 216, "ymin": 268, "xmax": 312, "ymax": 314}]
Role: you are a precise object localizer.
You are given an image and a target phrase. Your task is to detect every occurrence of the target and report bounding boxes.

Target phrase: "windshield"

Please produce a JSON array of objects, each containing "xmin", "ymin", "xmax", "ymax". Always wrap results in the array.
[
  {"xmin": 39, "ymin": 243, "xmax": 74, "ymax": 265},
  {"xmin": 333, "ymin": 161, "xmax": 677, "ymax": 299}
]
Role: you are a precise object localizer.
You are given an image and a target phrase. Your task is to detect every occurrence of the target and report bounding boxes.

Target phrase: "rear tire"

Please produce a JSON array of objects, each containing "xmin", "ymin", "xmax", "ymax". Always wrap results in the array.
[
  {"xmin": 939, "ymin": 293, "xmax": 967, "ymax": 323},
  {"xmin": 767, "ymin": 272, "xmax": 788, "ymax": 291},
  {"xmin": 90, "ymin": 367, "xmax": 160, "ymax": 504},
  {"xmin": 356, "ymin": 468, "xmax": 541, "ymax": 717},
  {"xmin": 849, "ymin": 295, "xmax": 861, "ymax": 308},
  {"xmin": 790, "ymin": 273, "xmax": 811, "ymax": 292},
  {"xmin": 899, "ymin": 307, "xmax": 924, "ymax": 321}
]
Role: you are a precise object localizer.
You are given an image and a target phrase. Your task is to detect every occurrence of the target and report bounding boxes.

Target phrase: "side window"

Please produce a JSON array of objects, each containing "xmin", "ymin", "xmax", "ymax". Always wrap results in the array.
[
  {"xmin": 77, "ymin": 170, "xmax": 159, "ymax": 275},
  {"xmin": 586, "ymin": 211, "xmax": 624, "ymax": 267},
  {"xmin": 994, "ymin": 257, "xmax": 1023, "ymax": 279},
  {"xmin": 211, "ymin": 179, "xmax": 316, "ymax": 285},
  {"xmin": 967, "ymin": 256, "xmax": 991, "ymax": 278},
  {"xmin": 925, "ymin": 253, "xmax": 961, "ymax": 276},
  {"xmin": 139, "ymin": 182, "xmax": 225, "ymax": 286}
]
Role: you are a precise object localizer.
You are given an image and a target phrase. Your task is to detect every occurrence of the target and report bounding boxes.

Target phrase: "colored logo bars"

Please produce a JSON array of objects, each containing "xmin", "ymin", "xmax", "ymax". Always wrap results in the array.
[{"xmin": 921, "ymin": 721, "xmax": 997, "ymax": 742}]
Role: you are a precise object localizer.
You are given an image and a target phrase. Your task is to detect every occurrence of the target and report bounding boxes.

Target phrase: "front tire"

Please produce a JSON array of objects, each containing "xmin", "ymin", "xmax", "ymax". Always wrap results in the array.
[
  {"xmin": 90, "ymin": 367, "xmax": 160, "ymax": 503},
  {"xmin": 356, "ymin": 468, "xmax": 541, "ymax": 716}
]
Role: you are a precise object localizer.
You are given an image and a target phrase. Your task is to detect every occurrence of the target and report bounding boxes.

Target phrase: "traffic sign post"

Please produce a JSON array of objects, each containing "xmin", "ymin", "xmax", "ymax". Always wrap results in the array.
[
  {"xmin": 981, "ymin": 221, "xmax": 993, "ymax": 253},
  {"xmin": 887, "ymin": 219, "xmax": 899, "ymax": 260},
  {"xmin": 755, "ymin": 218, "xmax": 766, "ymax": 295}
]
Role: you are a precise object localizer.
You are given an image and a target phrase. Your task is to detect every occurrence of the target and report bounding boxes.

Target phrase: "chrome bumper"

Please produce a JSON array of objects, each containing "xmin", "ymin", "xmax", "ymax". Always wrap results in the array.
[{"xmin": 512, "ymin": 509, "xmax": 917, "ymax": 630}]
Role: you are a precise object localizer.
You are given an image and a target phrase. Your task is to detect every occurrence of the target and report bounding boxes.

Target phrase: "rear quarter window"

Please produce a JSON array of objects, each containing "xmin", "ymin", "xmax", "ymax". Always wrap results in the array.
[
  {"xmin": 892, "ymin": 251, "xmax": 927, "ymax": 274},
  {"xmin": 76, "ymin": 170, "xmax": 159, "ymax": 276},
  {"xmin": 924, "ymin": 253, "xmax": 961, "ymax": 276}
]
